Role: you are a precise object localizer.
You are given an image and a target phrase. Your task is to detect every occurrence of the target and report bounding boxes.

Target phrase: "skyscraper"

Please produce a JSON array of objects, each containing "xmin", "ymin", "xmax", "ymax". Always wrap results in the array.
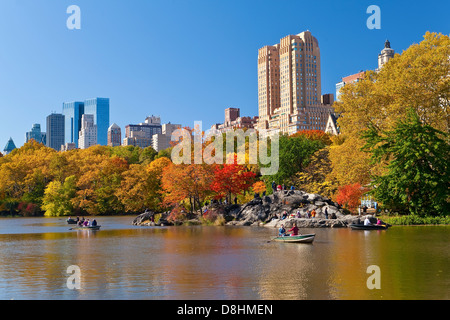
[
  {"xmin": 84, "ymin": 98, "xmax": 110, "ymax": 146},
  {"xmin": 63, "ymin": 101, "xmax": 84, "ymax": 148},
  {"xmin": 107, "ymin": 123, "xmax": 121, "ymax": 147},
  {"xmin": 46, "ymin": 113, "xmax": 65, "ymax": 151},
  {"xmin": 78, "ymin": 114, "xmax": 97, "ymax": 149},
  {"xmin": 3, "ymin": 137, "xmax": 16, "ymax": 155},
  {"xmin": 25, "ymin": 123, "xmax": 46, "ymax": 145},
  {"xmin": 257, "ymin": 30, "xmax": 332, "ymax": 135}
]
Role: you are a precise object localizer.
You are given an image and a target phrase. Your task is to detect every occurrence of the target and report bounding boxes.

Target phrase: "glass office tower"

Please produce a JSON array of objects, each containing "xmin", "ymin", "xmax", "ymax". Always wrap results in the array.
[
  {"xmin": 25, "ymin": 123, "xmax": 46, "ymax": 145},
  {"xmin": 63, "ymin": 101, "xmax": 84, "ymax": 148},
  {"xmin": 84, "ymin": 98, "xmax": 110, "ymax": 146},
  {"xmin": 46, "ymin": 113, "xmax": 65, "ymax": 151}
]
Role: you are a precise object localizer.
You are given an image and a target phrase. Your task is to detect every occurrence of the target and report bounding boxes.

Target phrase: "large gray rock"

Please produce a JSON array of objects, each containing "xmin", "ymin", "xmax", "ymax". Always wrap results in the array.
[
  {"xmin": 225, "ymin": 190, "xmax": 347, "ymax": 226},
  {"xmin": 264, "ymin": 218, "xmax": 348, "ymax": 229},
  {"xmin": 132, "ymin": 211, "xmax": 155, "ymax": 225},
  {"xmin": 133, "ymin": 211, "xmax": 173, "ymax": 226},
  {"xmin": 263, "ymin": 214, "xmax": 379, "ymax": 229}
]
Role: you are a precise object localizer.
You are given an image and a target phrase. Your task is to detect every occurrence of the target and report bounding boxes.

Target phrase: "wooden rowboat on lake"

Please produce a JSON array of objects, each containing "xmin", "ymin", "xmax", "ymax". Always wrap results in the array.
[
  {"xmin": 272, "ymin": 233, "xmax": 316, "ymax": 243},
  {"xmin": 70, "ymin": 225, "xmax": 101, "ymax": 231},
  {"xmin": 349, "ymin": 224, "xmax": 389, "ymax": 230}
]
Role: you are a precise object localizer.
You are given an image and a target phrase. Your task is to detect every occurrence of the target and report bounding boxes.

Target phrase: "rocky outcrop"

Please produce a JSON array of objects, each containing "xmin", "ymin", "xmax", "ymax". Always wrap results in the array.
[
  {"xmin": 225, "ymin": 190, "xmax": 345, "ymax": 226},
  {"xmin": 262, "ymin": 215, "xmax": 367, "ymax": 229},
  {"xmin": 132, "ymin": 211, "xmax": 173, "ymax": 226},
  {"xmin": 132, "ymin": 190, "xmax": 376, "ymax": 228},
  {"xmin": 132, "ymin": 211, "xmax": 154, "ymax": 225}
]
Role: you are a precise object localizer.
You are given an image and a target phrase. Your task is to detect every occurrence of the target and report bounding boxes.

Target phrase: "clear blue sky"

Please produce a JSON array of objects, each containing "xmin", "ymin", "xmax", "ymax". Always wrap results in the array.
[{"xmin": 0, "ymin": 0, "xmax": 448, "ymax": 148}]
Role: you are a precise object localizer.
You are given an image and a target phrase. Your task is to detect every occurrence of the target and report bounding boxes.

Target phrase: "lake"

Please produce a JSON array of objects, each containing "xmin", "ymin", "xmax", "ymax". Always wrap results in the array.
[{"xmin": 0, "ymin": 216, "xmax": 448, "ymax": 300}]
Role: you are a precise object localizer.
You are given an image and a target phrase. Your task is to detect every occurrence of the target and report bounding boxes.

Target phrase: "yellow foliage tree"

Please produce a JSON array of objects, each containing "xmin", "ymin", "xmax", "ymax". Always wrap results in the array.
[{"xmin": 330, "ymin": 32, "xmax": 450, "ymax": 187}]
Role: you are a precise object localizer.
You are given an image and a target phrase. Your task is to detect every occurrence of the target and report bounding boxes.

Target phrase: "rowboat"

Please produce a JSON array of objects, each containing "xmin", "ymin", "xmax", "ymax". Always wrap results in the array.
[
  {"xmin": 70, "ymin": 225, "xmax": 101, "ymax": 231},
  {"xmin": 272, "ymin": 233, "xmax": 315, "ymax": 243},
  {"xmin": 67, "ymin": 219, "xmax": 78, "ymax": 225},
  {"xmin": 350, "ymin": 224, "xmax": 389, "ymax": 230}
]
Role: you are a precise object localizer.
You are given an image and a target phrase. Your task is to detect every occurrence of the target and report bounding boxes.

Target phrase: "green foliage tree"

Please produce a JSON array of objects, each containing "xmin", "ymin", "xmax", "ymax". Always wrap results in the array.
[
  {"xmin": 42, "ymin": 175, "xmax": 77, "ymax": 216},
  {"xmin": 362, "ymin": 108, "xmax": 449, "ymax": 216},
  {"xmin": 262, "ymin": 134, "xmax": 325, "ymax": 188}
]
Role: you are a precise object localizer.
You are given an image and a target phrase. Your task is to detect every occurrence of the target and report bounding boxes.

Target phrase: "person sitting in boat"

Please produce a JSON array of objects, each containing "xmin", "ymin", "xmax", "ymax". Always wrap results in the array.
[
  {"xmin": 364, "ymin": 216, "xmax": 372, "ymax": 226},
  {"xmin": 287, "ymin": 222, "xmax": 299, "ymax": 236},
  {"xmin": 91, "ymin": 219, "xmax": 97, "ymax": 227},
  {"xmin": 278, "ymin": 224, "xmax": 286, "ymax": 237},
  {"xmin": 83, "ymin": 219, "xmax": 89, "ymax": 227},
  {"xmin": 376, "ymin": 218, "xmax": 382, "ymax": 226}
]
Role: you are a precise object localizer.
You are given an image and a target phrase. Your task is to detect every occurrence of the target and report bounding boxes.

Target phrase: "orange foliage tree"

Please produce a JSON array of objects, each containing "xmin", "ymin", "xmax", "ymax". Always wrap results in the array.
[
  {"xmin": 335, "ymin": 183, "xmax": 366, "ymax": 212},
  {"xmin": 252, "ymin": 181, "xmax": 266, "ymax": 194},
  {"xmin": 290, "ymin": 130, "xmax": 332, "ymax": 145},
  {"xmin": 161, "ymin": 163, "xmax": 214, "ymax": 217}
]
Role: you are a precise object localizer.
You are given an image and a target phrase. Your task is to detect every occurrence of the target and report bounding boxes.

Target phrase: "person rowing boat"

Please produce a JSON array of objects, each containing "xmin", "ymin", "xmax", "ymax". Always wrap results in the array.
[{"xmin": 287, "ymin": 222, "xmax": 299, "ymax": 236}]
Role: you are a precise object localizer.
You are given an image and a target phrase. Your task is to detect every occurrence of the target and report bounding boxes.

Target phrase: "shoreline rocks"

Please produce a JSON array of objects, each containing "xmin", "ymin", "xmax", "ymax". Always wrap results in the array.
[
  {"xmin": 132, "ymin": 211, "xmax": 174, "ymax": 226},
  {"xmin": 132, "ymin": 190, "xmax": 379, "ymax": 228},
  {"xmin": 261, "ymin": 215, "xmax": 369, "ymax": 229},
  {"xmin": 224, "ymin": 190, "xmax": 346, "ymax": 226}
]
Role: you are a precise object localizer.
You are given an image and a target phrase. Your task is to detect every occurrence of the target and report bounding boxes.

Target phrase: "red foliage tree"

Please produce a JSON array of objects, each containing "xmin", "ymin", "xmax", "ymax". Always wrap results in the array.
[
  {"xmin": 210, "ymin": 155, "xmax": 256, "ymax": 203},
  {"xmin": 335, "ymin": 183, "xmax": 366, "ymax": 212}
]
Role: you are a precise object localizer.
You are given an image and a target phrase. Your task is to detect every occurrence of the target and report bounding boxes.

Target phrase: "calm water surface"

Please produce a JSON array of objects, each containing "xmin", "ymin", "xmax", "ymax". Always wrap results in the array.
[{"xmin": 0, "ymin": 216, "xmax": 448, "ymax": 300}]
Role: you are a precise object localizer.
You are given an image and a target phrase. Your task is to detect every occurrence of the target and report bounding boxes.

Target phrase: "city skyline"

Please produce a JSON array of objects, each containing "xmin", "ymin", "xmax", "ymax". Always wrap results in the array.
[{"xmin": 0, "ymin": 0, "xmax": 448, "ymax": 149}]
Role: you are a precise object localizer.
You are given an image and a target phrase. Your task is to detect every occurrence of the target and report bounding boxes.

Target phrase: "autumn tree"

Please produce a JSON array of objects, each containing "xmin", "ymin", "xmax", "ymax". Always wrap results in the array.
[
  {"xmin": 0, "ymin": 140, "xmax": 55, "ymax": 214},
  {"xmin": 210, "ymin": 155, "xmax": 256, "ymax": 203},
  {"xmin": 295, "ymin": 148, "xmax": 338, "ymax": 198},
  {"xmin": 335, "ymin": 183, "xmax": 366, "ymax": 212},
  {"xmin": 330, "ymin": 32, "xmax": 450, "ymax": 189},
  {"xmin": 290, "ymin": 130, "xmax": 332, "ymax": 145},
  {"xmin": 42, "ymin": 175, "xmax": 77, "ymax": 216},
  {"xmin": 162, "ymin": 163, "xmax": 214, "ymax": 214},
  {"xmin": 117, "ymin": 157, "xmax": 171, "ymax": 213},
  {"xmin": 252, "ymin": 181, "xmax": 266, "ymax": 194},
  {"xmin": 70, "ymin": 147, "xmax": 129, "ymax": 215}
]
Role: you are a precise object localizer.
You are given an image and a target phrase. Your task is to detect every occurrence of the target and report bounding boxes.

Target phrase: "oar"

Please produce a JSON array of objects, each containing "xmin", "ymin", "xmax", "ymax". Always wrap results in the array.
[{"xmin": 267, "ymin": 232, "xmax": 294, "ymax": 242}]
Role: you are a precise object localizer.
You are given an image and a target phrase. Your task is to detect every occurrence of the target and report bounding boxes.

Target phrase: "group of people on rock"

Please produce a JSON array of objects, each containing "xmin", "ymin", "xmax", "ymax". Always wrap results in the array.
[
  {"xmin": 275, "ymin": 207, "xmax": 337, "ymax": 221},
  {"xmin": 271, "ymin": 181, "xmax": 295, "ymax": 193}
]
